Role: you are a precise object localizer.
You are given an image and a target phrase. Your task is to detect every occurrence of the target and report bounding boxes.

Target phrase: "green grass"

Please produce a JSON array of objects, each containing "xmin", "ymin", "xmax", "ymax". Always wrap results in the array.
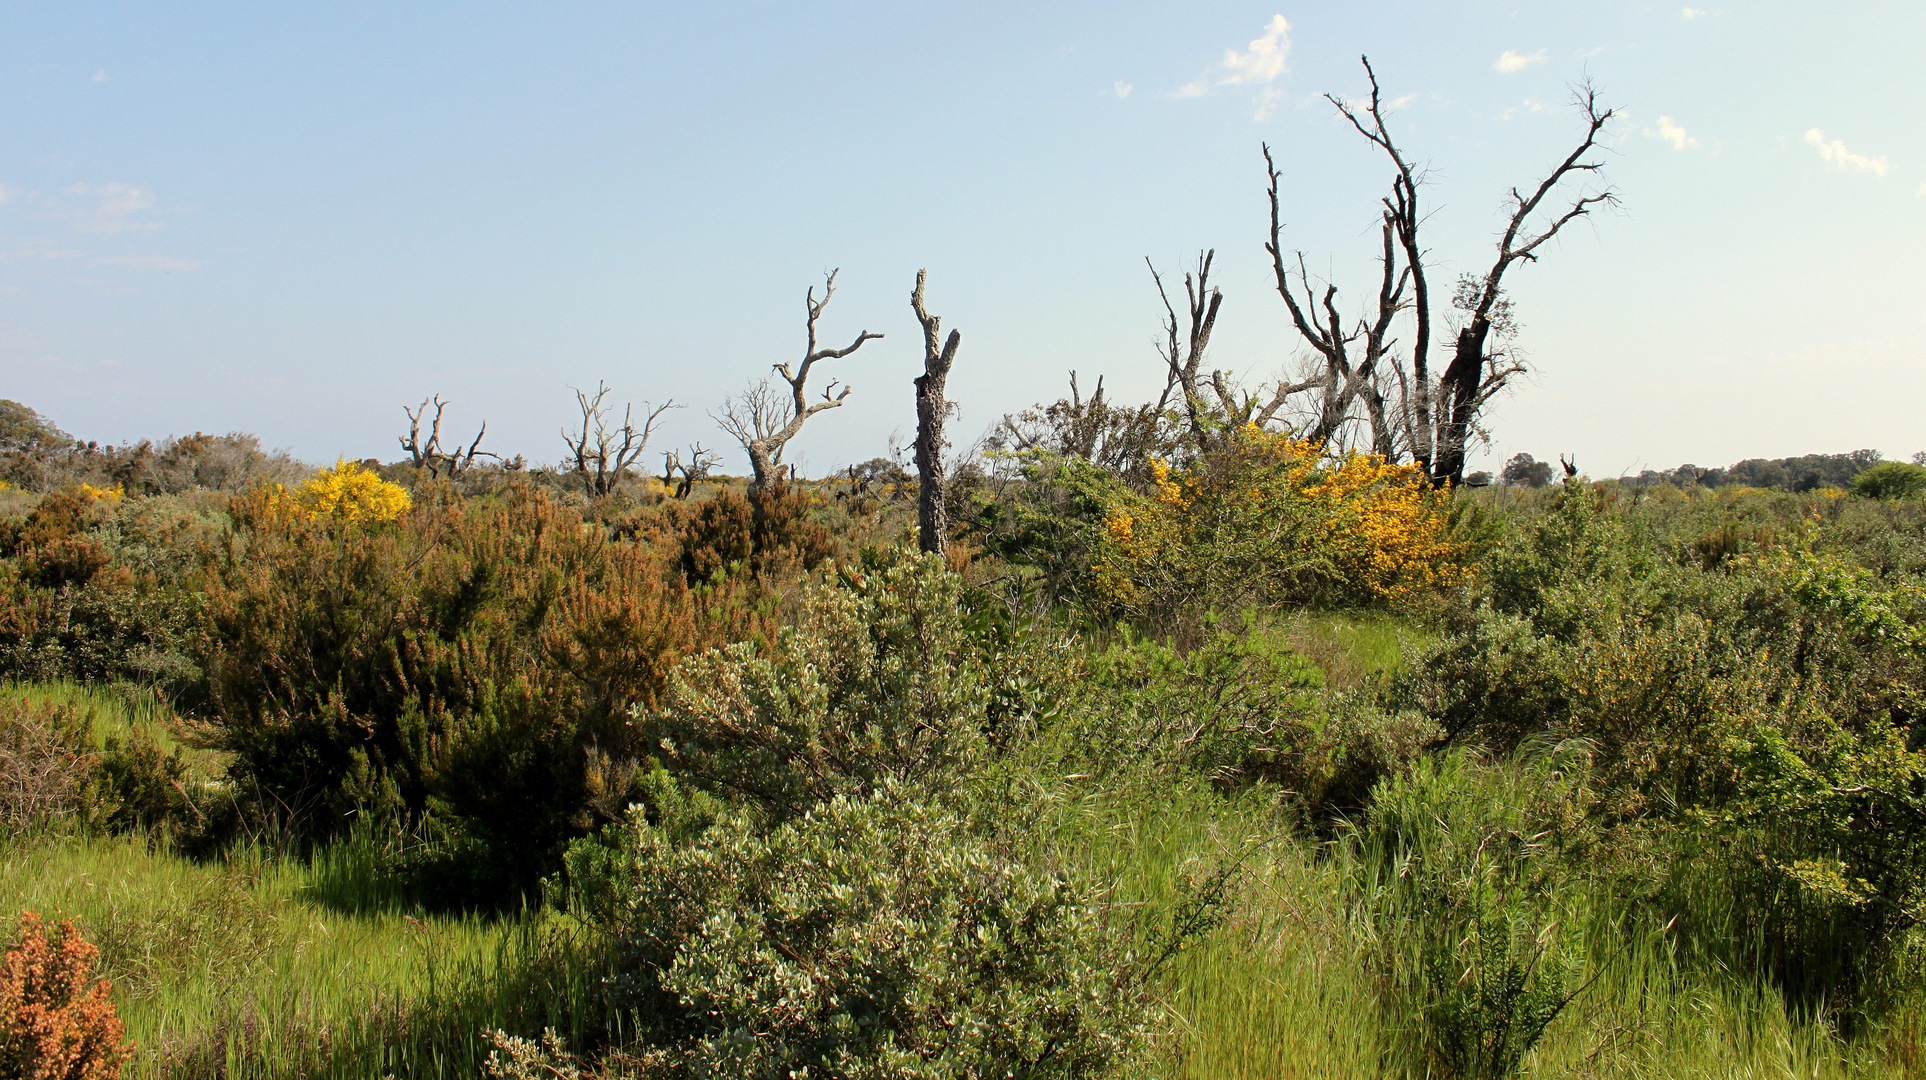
[
  {"xmin": 1270, "ymin": 611, "xmax": 1434, "ymax": 691},
  {"xmin": 7, "ymin": 679, "xmax": 1922, "ymax": 1078},
  {"xmin": 0, "ymin": 681, "xmax": 610, "ymax": 1079},
  {"xmin": 1010, "ymin": 776, "xmax": 1918, "ymax": 1079},
  {"xmin": 4, "ymin": 679, "xmax": 184, "ymax": 752},
  {"xmin": 0, "ymin": 830, "xmax": 607, "ymax": 1079}
]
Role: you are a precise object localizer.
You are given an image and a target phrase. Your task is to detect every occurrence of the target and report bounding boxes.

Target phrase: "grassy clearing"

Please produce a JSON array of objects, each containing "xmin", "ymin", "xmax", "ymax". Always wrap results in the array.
[
  {"xmin": 1273, "ymin": 611, "xmax": 1431, "ymax": 691},
  {"xmin": 0, "ymin": 681, "xmax": 610, "ymax": 1079}
]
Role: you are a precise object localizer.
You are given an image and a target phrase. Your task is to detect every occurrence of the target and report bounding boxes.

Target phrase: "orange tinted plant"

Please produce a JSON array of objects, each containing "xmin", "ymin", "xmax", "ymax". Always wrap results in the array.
[{"xmin": 0, "ymin": 911, "xmax": 133, "ymax": 1080}]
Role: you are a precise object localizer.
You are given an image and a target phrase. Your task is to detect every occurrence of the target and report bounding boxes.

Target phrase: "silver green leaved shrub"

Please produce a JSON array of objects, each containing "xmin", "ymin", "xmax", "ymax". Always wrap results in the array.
[
  {"xmin": 639, "ymin": 550, "xmax": 993, "ymax": 818},
  {"xmin": 606, "ymin": 791, "xmax": 1155, "ymax": 1080}
]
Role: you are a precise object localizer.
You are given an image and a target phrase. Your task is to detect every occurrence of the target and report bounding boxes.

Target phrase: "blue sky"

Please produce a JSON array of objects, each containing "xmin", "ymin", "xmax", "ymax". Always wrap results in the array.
[{"xmin": 2, "ymin": 2, "xmax": 1920, "ymax": 477}]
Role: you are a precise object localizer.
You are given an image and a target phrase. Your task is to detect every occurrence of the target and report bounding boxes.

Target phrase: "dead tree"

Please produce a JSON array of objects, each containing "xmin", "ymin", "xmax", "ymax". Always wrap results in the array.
[
  {"xmin": 1147, "ymin": 252, "xmax": 1224, "ymax": 448},
  {"xmin": 1426, "ymin": 83, "xmax": 1616, "ymax": 486},
  {"xmin": 717, "ymin": 269, "xmax": 881, "ymax": 487},
  {"xmin": 1261, "ymin": 56, "xmax": 1616, "ymax": 485},
  {"xmin": 1263, "ymin": 146, "xmax": 1404, "ymax": 457},
  {"xmin": 660, "ymin": 444, "xmax": 721, "ymax": 499},
  {"xmin": 563, "ymin": 381, "xmax": 676, "ymax": 497},
  {"xmin": 910, "ymin": 269, "xmax": 961, "ymax": 557},
  {"xmin": 399, "ymin": 396, "xmax": 497, "ymax": 479},
  {"xmin": 1149, "ymin": 251, "xmax": 1322, "ymax": 451}
]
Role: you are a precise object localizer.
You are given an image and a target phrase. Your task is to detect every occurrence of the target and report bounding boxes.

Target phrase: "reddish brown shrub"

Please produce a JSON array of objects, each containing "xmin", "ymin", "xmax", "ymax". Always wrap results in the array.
[
  {"xmin": 0, "ymin": 911, "xmax": 133, "ymax": 1080},
  {"xmin": 196, "ymin": 482, "xmax": 780, "ymax": 903}
]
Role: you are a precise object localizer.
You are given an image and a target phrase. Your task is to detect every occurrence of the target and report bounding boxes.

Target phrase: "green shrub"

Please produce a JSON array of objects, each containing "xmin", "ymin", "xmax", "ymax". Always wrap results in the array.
[
  {"xmin": 641, "ymin": 549, "xmax": 995, "ymax": 819},
  {"xmin": 657, "ymin": 482, "xmax": 841, "ymax": 586},
  {"xmin": 606, "ymin": 792, "xmax": 1156, "ymax": 1079},
  {"xmin": 1851, "ymin": 461, "xmax": 1926, "ymax": 501},
  {"xmin": 1078, "ymin": 629, "xmax": 1436, "ymax": 822},
  {"xmin": 0, "ymin": 490, "xmax": 201, "ymax": 692}
]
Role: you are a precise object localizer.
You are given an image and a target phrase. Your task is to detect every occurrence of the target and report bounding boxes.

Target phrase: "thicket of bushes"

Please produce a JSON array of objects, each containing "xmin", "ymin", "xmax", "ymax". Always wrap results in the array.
[{"xmin": 4, "ymin": 390, "xmax": 1926, "ymax": 1077}]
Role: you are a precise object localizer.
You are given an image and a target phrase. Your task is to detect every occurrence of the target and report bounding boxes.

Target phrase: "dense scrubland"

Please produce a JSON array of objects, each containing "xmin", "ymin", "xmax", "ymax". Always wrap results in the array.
[{"xmin": 4, "ymin": 391, "xmax": 1926, "ymax": 1080}]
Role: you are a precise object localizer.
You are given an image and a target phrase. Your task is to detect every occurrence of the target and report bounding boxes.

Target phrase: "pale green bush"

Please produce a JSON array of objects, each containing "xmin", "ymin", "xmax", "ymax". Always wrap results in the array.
[
  {"xmin": 607, "ymin": 792, "xmax": 1155, "ymax": 1079},
  {"xmin": 640, "ymin": 551, "xmax": 993, "ymax": 818}
]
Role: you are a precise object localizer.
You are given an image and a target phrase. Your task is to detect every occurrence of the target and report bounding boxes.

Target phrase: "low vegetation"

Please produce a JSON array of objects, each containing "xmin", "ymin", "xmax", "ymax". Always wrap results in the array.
[{"xmin": 2, "ymin": 383, "xmax": 1925, "ymax": 1079}]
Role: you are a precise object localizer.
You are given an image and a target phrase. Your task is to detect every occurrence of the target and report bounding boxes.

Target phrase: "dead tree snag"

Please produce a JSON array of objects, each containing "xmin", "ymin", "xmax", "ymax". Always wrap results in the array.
[
  {"xmin": 910, "ymin": 269, "xmax": 961, "ymax": 556},
  {"xmin": 718, "ymin": 270, "xmax": 881, "ymax": 487}
]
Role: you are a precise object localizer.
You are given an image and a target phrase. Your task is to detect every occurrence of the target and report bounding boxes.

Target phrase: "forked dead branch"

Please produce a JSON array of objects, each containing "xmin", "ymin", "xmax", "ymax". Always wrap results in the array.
[{"xmin": 718, "ymin": 269, "xmax": 882, "ymax": 487}]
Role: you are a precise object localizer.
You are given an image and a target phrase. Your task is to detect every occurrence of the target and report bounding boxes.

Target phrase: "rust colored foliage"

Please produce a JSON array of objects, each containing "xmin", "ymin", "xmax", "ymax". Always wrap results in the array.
[
  {"xmin": 646, "ymin": 482, "xmax": 841, "ymax": 587},
  {"xmin": 197, "ymin": 482, "xmax": 779, "ymax": 898},
  {"xmin": 0, "ymin": 911, "xmax": 133, "ymax": 1080}
]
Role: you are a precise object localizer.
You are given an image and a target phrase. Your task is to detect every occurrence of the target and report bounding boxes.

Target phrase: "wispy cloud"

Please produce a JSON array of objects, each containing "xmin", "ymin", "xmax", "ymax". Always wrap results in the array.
[
  {"xmin": 1805, "ymin": 129, "xmax": 1889, "ymax": 176},
  {"xmin": 1681, "ymin": 7, "xmax": 1706, "ymax": 17},
  {"xmin": 1494, "ymin": 49, "xmax": 1548, "ymax": 74},
  {"xmin": 1177, "ymin": 14, "xmax": 1292, "ymax": 103},
  {"xmin": 1915, "ymin": 183, "xmax": 1925, "ymax": 198},
  {"xmin": 60, "ymin": 182, "xmax": 162, "ymax": 233},
  {"xmin": 1387, "ymin": 92, "xmax": 1417, "ymax": 109},
  {"xmin": 0, "ymin": 185, "xmax": 16, "ymax": 206},
  {"xmin": 1112, "ymin": 81, "xmax": 1133, "ymax": 98},
  {"xmin": 1645, "ymin": 116, "xmax": 1700, "ymax": 151},
  {"xmin": 91, "ymin": 254, "xmax": 199, "ymax": 271},
  {"xmin": 91, "ymin": 69, "xmax": 109, "ymax": 83},
  {"xmin": 1498, "ymin": 99, "xmax": 1551, "ymax": 121}
]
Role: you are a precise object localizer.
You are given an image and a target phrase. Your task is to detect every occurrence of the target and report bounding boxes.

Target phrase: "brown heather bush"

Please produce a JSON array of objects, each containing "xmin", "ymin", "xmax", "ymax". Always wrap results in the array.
[
  {"xmin": 196, "ymin": 482, "xmax": 781, "ymax": 904},
  {"xmin": 0, "ymin": 911, "xmax": 133, "ymax": 1080},
  {"xmin": 643, "ymin": 482, "xmax": 841, "ymax": 587}
]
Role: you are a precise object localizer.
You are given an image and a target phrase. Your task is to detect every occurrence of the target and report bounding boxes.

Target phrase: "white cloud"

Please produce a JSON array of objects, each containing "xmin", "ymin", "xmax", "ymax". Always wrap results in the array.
[
  {"xmin": 91, "ymin": 254, "xmax": 199, "ymax": 271},
  {"xmin": 1682, "ymin": 7, "xmax": 1706, "ymax": 17},
  {"xmin": 1915, "ymin": 183, "xmax": 1925, "ymax": 198},
  {"xmin": 1805, "ymin": 129, "xmax": 1889, "ymax": 176},
  {"xmin": 1645, "ymin": 116, "xmax": 1700, "ymax": 151},
  {"xmin": 1177, "ymin": 14, "xmax": 1291, "ymax": 99},
  {"xmin": 1387, "ymin": 93, "xmax": 1418, "ymax": 109},
  {"xmin": 1494, "ymin": 49, "xmax": 1548, "ymax": 74},
  {"xmin": 1498, "ymin": 99, "xmax": 1551, "ymax": 121},
  {"xmin": 1112, "ymin": 81, "xmax": 1132, "ymax": 98},
  {"xmin": 1219, "ymin": 14, "xmax": 1291, "ymax": 86},
  {"xmin": 91, "ymin": 69, "xmax": 109, "ymax": 83},
  {"xmin": 61, "ymin": 182, "xmax": 162, "ymax": 233}
]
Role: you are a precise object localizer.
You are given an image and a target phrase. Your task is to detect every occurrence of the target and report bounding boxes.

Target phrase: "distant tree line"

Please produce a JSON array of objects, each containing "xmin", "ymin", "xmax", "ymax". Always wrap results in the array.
[{"xmin": 1499, "ymin": 448, "xmax": 1926, "ymax": 493}]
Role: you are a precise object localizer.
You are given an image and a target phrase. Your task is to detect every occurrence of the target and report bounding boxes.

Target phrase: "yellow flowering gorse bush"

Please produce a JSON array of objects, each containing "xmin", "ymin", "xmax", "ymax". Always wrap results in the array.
[
  {"xmin": 1095, "ymin": 425, "xmax": 1466, "ymax": 616},
  {"xmin": 286, "ymin": 460, "xmax": 412, "ymax": 523}
]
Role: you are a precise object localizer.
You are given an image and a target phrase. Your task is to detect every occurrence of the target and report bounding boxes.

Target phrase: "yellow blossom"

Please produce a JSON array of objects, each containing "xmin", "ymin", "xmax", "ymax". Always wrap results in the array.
[{"xmin": 290, "ymin": 460, "xmax": 411, "ymax": 523}]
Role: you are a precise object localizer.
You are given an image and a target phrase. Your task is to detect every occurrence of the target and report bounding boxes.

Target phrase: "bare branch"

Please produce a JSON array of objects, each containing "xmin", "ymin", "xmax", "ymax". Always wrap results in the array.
[
  {"xmin": 1147, "ymin": 250, "xmax": 1223, "ymax": 448},
  {"xmin": 721, "ymin": 270, "xmax": 881, "ymax": 486},
  {"xmin": 563, "ymin": 381, "xmax": 677, "ymax": 497},
  {"xmin": 400, "ymin": 395, "xmax": 495, "ymax": 479}
]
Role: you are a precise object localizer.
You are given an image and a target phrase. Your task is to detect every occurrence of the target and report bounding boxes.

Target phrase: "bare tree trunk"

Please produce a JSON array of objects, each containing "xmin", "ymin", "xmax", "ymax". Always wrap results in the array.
[{"xmin": 910, "ymin": 269, "xmax": 961, "ymax": 557}]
